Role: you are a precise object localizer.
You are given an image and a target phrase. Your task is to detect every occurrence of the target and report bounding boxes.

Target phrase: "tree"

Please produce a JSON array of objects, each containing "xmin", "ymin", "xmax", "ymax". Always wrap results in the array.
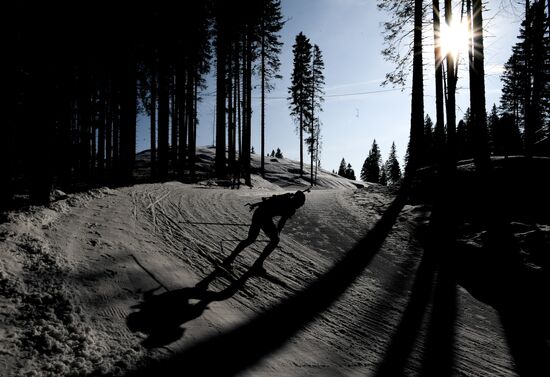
[
  {"xmin": 385, "ymin": 141, "xmax": 402, "ymax": 185},
  {"xmin": 432, "ymin": 0, "xmax": 446, "ymax": 166},
  {"xmin": 345, "ymin": 163, "xmax": 356, "ymax": 180},
  {"xmin": 361, "ymin": 140, "xmax": 382, "ymax": 183},
  {"xmin": 444, "ymin": 0, "xmax": 458, "ymax": 166},
  {"xmin": 337, "ymin": 158, "xmax": 347, "ymax": 177},
  {"xmin": 308, "ymin": 44, "xmax": 325, "ymax": 185},
  {"xmin": 467, "ymin": 0, "xmax": 491, "ymax": 170},
  {"xmin": 423, "ymin": 115, "xmax": 435, "ymax": 166},
  {"xmin": 259, "ymin": 0, "xmax": 284, "ymax": 177},
  {"xmin": 288, "ymin": 32, "xmax": 313, "ymax": 177},
  {"xmin": 377, "ymin": 0, "xmax": 423, "ymax": 172},
  {"xmin": 488, "ymin": 104, "xmax": 500, "ymax": 155},
  {"xmin": 380, "ymin": 167, "xmax": 388, "ymax": 186},
  {"xmin": 275, "ymin": 148, "xmax": 283, "ymax": 158},
  {"xmin": 500, "ymin": 0, "xmax": 550, "ymax": 157},
  {"xmin": 214, "ymin": 1, "xmax": 229, "ymax": 178}
]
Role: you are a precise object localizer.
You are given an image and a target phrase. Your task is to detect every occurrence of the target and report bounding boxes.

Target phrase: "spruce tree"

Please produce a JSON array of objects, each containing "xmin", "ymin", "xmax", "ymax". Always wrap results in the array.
[
  {"xmin": 423, "ymin": 115, "xmax": 434, "ymax": 166},
  {"xmin": 380, "ymin": 167, "xmax": 388, "ymax": 186},
  {"xmin": 288, "ymin": 32, "xmax": 313, "ymax": 177},
  {"xmin": 308, "ymin": 44, "xmax": 325, "ymax": 185},
  {"xmin": 385, "ymin": 141, "xmax": 402, "ymax": 185},
  {"xmin": 361, "ymin": 140, "xmax": 381, "ymax": 183},
  {"xmin": 338, "ymin": 158, "xmax": 347, "ymax": 177},
  {"xmin": 259, "ymin": 0, "xmax": 284, "ymax": 176},
  {"xmin": 345, "ymin": 163, "xmax": 356, "ymax": 180}
]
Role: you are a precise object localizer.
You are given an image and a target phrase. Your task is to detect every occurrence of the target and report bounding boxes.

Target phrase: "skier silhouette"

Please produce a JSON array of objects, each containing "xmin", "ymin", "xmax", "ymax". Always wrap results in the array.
[{"xmin": 222, "ymin": 190, "xmax": 306, "ymax": 274}]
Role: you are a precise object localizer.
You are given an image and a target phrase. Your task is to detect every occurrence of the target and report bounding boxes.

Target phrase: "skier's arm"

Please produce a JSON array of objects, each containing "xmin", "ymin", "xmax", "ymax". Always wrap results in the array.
[{"xmin": 277, "ymin": 216, "xmax": 288, "ymax": 234}]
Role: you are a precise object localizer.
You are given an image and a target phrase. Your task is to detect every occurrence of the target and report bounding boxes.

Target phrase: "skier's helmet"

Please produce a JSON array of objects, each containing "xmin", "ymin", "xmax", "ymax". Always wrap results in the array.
[{"xmin": 293, "ymin": 190, "xmax": 306, "ymax": 207}]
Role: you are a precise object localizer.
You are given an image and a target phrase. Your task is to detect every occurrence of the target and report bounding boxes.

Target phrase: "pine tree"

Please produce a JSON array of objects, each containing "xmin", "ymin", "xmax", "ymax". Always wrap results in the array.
[
  {"xmin": 275, "ymin": 148, "xmax": 283, "ymax": 158},
  {"xmin": 488, "ymin": 104, "xmax": 501, "ymax": 155},
  {"xmin": 308, "ymin": 44, "xmax": 325, "ymax": 185},
  {"xmin": 361, "ymin": 140, "xmax": 382, "ymax": 183},
  {"xmin": 423, "ymin": 115, "xmax": 434, "ymax": 166},
  {"xmin": 345, "ymin": 163, "xmax": 356, "ymax": 180},
  {"xmin": 500, "ymin": 0, "xmax": 550, "ymax": 156},
  {"xmin": 380, "ymin": 167, "xmax": 388, "ymax": 186},
  {"xmin": 259, "ymin": 0, "xmax": 284, "ymax": 176},
  {"xmin": 385, "ymin": 141, "xmax": 402, "ymax": 185},
  {"xmin": 288, "ymin": 32, "xmax": 313, "ymax": 177},
  {"xmin": 338, "ymin": 158, "xmax": 347, "ymax": 177}
]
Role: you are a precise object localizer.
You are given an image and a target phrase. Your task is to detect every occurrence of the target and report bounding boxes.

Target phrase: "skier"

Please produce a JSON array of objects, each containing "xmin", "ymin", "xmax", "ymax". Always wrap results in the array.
[{"xmin": 222, "ymin": 190, "xmax": 306, "ymax": 274}]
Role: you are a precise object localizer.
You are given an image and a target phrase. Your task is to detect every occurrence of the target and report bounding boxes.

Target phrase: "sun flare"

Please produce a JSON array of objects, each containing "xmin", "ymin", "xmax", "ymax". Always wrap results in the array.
[{"xmin": 439, "ymin": 19, "xmax": 471, "ymax": 59}]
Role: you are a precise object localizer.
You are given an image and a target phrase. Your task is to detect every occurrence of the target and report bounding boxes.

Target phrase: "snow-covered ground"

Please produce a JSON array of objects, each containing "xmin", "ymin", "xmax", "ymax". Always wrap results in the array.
[{"xmin": 1, "ymin": 149, "xmax": 543, "ymax": 376}]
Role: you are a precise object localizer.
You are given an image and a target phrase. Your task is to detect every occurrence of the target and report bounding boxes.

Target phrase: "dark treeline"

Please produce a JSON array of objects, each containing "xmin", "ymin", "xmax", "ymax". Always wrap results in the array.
[{"xmin": 1, "ymin": 0, "xmax": 284, "ymax": 211}]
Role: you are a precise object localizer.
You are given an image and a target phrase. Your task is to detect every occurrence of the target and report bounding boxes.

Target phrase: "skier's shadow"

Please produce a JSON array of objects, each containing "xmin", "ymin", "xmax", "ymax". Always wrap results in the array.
[{"xmin": 127, "ymin": 267, "xmax": 252, "ymax": 348}]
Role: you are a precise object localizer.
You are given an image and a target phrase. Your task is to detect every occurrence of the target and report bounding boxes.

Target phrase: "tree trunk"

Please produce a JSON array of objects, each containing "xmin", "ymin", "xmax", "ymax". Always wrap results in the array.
[
  {"xmin": 119, "ymin": 51, "xmax": 136, "ymax": 182},
  {"xmin": 433, "ymin": 0, "xmax": 446, "ymax": 166},
  {"xmin": 215, "ymin": 24, "xmax": 227, "ymax": 178},
  {"xmin": 469, "ymin": 0, "xmax": 491, "ymax": 170},
  {"xmin": 158, "ymin": 53, "xmax": 170, "ymax": 179},
  {"xmin": 244, "ymin": 30, "xmax": 253, "ymax": 186},
  {"xmin": 171, "ymin": 72, "xmax": 178, "ymax": 168},
  {"xmin": 177, "ymin": 64, "xmax": 188, "ymax": 178},
  {"xmin": 407, "ymin": 0, "xmax": 425, "ymax": 175},
  {"xmin": 299, "ymin": 106, "xmax": 304, "ymax": 177},
  {"xmin": 444, "ymin": 0, "xmax": 457, "ymax": 166},
  {"xmin": 261, "ymin": 27, "xmax": 266, "ymax": 177},
  {"xmin": 98, "ymin": 81, "xmax": 106, "ymax": 174},
  {"xmin": 150, "ymin": 61, "xmax": 157, "ymax": 177},
  {"xmin": 228, "ymin": 45, "xmax": 235, "ymax": 173}
]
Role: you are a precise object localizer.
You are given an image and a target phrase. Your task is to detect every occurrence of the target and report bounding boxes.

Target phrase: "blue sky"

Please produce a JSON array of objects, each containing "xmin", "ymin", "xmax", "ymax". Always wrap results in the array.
[{"xmin": 137, "ymin": 0, "xmax": 524, "ymax": 174}]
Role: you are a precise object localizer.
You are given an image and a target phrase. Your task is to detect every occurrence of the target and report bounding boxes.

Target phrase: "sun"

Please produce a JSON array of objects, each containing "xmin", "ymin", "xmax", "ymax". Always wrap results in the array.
[{"xmin": 439, "ymin": 18, "xmax": 471, "ymax": 60}]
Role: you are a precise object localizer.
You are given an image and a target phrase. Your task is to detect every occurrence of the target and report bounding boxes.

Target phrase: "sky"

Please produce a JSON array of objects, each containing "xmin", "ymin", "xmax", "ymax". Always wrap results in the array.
[{"xmin": 136, "ymin": 0, "xmax": 524, "ymax": 174}]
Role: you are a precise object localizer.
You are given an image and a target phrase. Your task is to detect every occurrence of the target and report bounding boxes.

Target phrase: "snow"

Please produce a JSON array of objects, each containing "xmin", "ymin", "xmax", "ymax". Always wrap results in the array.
[{"xmin": 1, "ymin": 149, "xmax": 545, "ymax": 376}]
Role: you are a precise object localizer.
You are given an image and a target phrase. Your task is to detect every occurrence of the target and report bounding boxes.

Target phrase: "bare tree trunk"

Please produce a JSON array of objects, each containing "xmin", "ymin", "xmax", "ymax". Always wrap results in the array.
[
  {"xmin": 433, "ymin": 0, "xmax": 446, "ymax": 166},
  {"xmin": 150, "ymin": 61, "xmax": 157, "ymax": 177},
  {"xmin": 469, "ymin": 0, "xmax": 490, "ymax": 170},
  {"xmin": 299, "ymin": 107, "xmax": 304, "ymax": 177},
  {"xmin": 244, "ymin": 30, "xmax": 253, "ymax": 186},
  {"xmin": 215, "ymin": 24, "xmax": 227, "ymax": 178},
  {"xmin": 158, "ymin": 53, "xmax": 170, "ymax": 179},
  {"xmin": 171, "ymin": 72, "xmax": 178, "ymax": 169},
  {"xmin": 407, "ymin": 0, "xmax": 425, "ymax": 175},
  {"xmin": 177, "ymin": 64, "xmax": 187, "ymax": 178},
  {"xmin": 228, "ymin": 45, "xmax": 235, "ymax": 172},
  {"xmin": 261, "ymin": 28, "xmax": 266, "ymax": 177},
  {"xmin": 444, "ymin": 0, "xmax": 457, "ymax": 166}
]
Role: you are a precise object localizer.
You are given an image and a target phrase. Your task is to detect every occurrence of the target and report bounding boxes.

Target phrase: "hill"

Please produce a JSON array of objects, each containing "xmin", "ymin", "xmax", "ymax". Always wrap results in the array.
[{"xmin": 1, "ymin": 149, "xmax": 548, "ymax": 376}]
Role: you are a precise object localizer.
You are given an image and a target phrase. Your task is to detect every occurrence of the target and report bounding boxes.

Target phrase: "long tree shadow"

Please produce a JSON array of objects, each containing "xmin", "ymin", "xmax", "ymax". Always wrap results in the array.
[
  {"xmin": 375, "ymin": 168, "xmax": 459, "ymax": 377},
  {"xmin": 373, "ymin": 244, "xmax": 457, "ymax": 376},
  {"xmin": 127, "ymin": 267, "xmax": 256, "ymax": 348}
]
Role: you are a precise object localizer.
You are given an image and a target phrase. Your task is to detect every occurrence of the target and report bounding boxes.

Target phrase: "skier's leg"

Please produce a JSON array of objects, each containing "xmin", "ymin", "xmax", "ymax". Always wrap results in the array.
[
  {"xmin": 224, "ymin": 213, "xmax": 261, "ymax": 265},
  {"xmin": 251, "ymin": 220, "xmax": 279, "ymax": 272}
]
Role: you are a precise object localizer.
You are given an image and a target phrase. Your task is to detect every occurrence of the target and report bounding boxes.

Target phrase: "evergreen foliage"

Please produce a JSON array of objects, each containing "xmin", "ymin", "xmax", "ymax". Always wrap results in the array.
[
  {"xmin": 385, "ymin": 142, "xmax": 402, "ymax": 185},
  {"xmin": 379, "ymin": 167, "xmax": 388, "ymax": 186},
  {"xmin": 337, "ymin": 158, "xmax": 347, "ymax": 177},
  {"xmin": 361, "ymin": 140, "xmax": 382, "ymax": 183},
  {"xmin": 288, "ymin": 32, "xmax": 313, "ymax": 176},
  {"xmin": 345, "ymin": 164, "xmax": 356, "ymax": 180},
  {"xmin": 500, "ymin": 0, "xmax": 550, "ymax": 156}
]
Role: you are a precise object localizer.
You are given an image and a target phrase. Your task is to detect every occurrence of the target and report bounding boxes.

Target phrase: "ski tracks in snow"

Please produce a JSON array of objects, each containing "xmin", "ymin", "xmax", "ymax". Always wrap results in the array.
[{"xmin": 3, "ymin": 182, "xmax": 519, "ymax": 376}]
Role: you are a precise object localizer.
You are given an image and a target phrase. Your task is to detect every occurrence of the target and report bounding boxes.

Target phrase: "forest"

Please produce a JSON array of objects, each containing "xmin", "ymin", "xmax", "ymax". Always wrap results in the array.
[
  {"xmin": 2, "ymin": 0, "xmax": 549, "ymax": 209},
  {"xmin": 2, "ymin": 0, "xmax": 550, "ymax": 376}
]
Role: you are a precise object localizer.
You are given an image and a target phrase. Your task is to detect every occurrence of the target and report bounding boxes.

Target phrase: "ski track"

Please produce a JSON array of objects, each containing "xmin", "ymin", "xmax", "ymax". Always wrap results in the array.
[{"xmin": 3, "ymin": 181, "xmax": 518, "ymax": 376}]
